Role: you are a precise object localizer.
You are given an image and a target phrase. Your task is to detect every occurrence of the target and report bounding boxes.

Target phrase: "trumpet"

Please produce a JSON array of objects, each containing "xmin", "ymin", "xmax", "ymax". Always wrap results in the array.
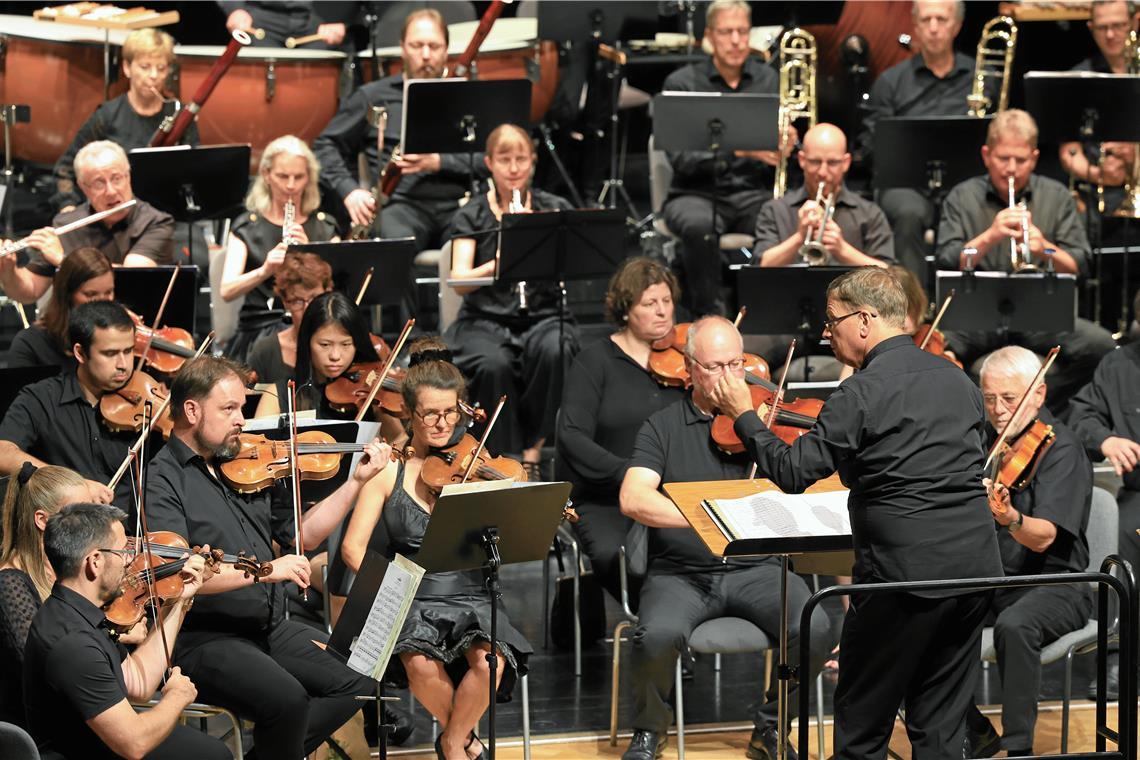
[
  {"xmin": 1007, "ymin": 176, "xmax": 1037, "ymax": 272},
  {"xmin": 967, "ymin": 16, "xmax": 1017, "ymax": 118},
  {"xmin": 1113, "ymin": 29, "xmax": 1140, "ymax": 219},
  {"xmin": 282, "ymin": 200, "xmax": 297, "ymax": 247},
  {"xmin": 773, "ymin": 28, "xmax": 817, "ymax": 199},
  {"xmin": 508, "ymin": 188, "xmax": 528, "ymax": 312},
  {"xmin": 798, "ymin": 185, "xmax": 834, "ymax": 266}
]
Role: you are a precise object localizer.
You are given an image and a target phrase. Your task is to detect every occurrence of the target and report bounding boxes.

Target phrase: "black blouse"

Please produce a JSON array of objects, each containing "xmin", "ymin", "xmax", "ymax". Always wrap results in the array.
[
  {"xmin": 7, "ymin": 324, "xmax": 73, "ymax": 370},
  {"xmin": 0, "ymin": 568, "xmax": 39, "ymax": 726},
  {"xmin": 248, "ymin": 331, "xmax": 293, "ymax": 385},
  {"xmin": 230, "ymin": 210, "xmax": 336, "ymax": 314}
]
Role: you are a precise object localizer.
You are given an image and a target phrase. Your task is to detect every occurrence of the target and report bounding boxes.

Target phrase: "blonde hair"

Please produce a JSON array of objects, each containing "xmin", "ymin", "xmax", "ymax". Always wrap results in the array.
[
  {"xmin": 245, "ymin": 135, "xmax": 322, "ymax": 216},
  {"xmin": 0, "ymin": 465, "xmax": 88, "ymax": 600},
  {"xmin": 979, "ymin": 345, "xmax": 1043, "ymax": 386},
  {"xmin": 987, "ymin": 109, "xmax": 1039, "ymax": 150},
  {"xmin": 485, "ymin": 123, "xmax": 534, "ymax": 157},
  {"xmin": 122, "ymin": 28, "xmax": 175, "ymax": 65}
]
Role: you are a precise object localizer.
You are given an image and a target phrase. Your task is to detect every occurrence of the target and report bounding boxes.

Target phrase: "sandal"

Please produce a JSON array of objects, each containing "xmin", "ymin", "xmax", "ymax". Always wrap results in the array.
[
  {"xmin": 465, "ymin": 731, "xmax": 487, "ymax": 760},
  {"xmin": 824, "ymin": 644, "xmax": 840, "ymax": 672}
]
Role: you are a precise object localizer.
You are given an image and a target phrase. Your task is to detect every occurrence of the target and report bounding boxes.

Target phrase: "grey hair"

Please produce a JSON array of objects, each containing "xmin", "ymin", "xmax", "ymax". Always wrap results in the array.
[
  {"xmin": 979, "ymin": 345, "xmax": 1043, "ymax": 386},
  {"xmin": 911, "ymin": 0, "xmax": 966, "ymax": 22},
  {"xmin": 706, "ymin": 0, "xmax": 751, "ymax": 28},
  {"xmin": 74, "ymin": 140, "xmax": 129, "ymax": 186},
  {"xmin": 43, "ymin": 503, "xmax": 126, "ymax": 581},
  {"xmin": 826, "ymin": 267, "xmax": 907, "ymax": 330},
  {"xmin": 1091, "ymin": 0, "xmax": 1138, "ymax": 17},
  {"xmin": 684, "ymin": 315, "xmax": 741, "ymax": 360},
  {"xmin": 245, "ymin": 135, "xmax": 323, "ymax": 216}
]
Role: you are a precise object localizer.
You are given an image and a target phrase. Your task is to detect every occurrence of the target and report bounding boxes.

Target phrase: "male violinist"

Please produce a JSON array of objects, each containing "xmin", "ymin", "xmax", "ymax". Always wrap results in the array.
[
  {"xmin": 144, "ymin": 355, "xmax": 395, "ymax": 759},
  {"xmin": 23, "ymin": 502, "xmax": 229, "ymax": 760},
  {"xmin": 0, "ymin": 300, "xmax": 140, "ymax": 508},
  {"xmin": 711, "ymin": 266, "xmax": 1002, "ymax": 758},
  {"xmin": 961, "ymin": 345, "xmax": 1093, "ymax": 757},
  {"xmin": 619, "ymin": 315, "xmax": 832, "ymax": 760}
]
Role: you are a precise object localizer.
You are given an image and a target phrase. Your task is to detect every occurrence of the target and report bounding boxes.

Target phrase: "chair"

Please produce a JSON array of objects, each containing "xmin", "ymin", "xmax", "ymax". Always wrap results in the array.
[
  {"xmin": 436, "ymin": 241, "xmax": 462, "ymax": 332},
  {"xmin": 978, "ymin": 486, "xmax": 1119, "ymax": 752},
  {"xmin": 0, "ymin": 722, "xmax": 39, "ymax": 760},
  {"xmin": 132, "ymin": 698, "xmax": 244, "ymax": 758},
  {"xmin": 542, "ymin": 522, "xmax": 584, "ymax": 676},
  {"xmin": 208, "ymin": 243, "xmax": 243, "ymax": 348}
]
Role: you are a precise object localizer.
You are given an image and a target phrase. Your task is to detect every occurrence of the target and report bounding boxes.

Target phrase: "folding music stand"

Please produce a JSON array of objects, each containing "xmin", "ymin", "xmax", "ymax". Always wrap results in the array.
[
  {"xmin": 935, "ymin": 271, "xmax": 1078, "ymax": 336},
  {"xmin": 114, "ymin": 265, "xmax": 199, "ymax": 333},
  {"xmin": 652, "ymin": 93, "xmax": 780, "ymax": 154},
  {"xmin": 288, "ymin": 239, "xmax": 418, "ymax": 308},
  {"xmin": 416, "ymin": 481, "xmax": 572, "ymax": 760},
  {"xmin": 402, "ymin": 79, "xmax": 532, "ymax": 155}
]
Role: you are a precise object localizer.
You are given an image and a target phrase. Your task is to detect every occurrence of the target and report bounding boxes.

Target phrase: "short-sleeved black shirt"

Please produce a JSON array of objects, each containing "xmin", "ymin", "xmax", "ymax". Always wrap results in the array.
[
  {"xmin": 0, "ymin": 372, "xmax": 140, "ymax": 509},
  {"xmin": 989, "ymin": 410, "xmax": 1092, "ymax": 575},
  {"xmin": 23, "ymin": 583, "xmax": 129, "ymax": 760},
  {"xmin": 145, "ymin": 435, "xmax": 290, "ymax": 639},
  {"xmin": 737, "ymin": 335, "xmax": 1004, "ymax": 596},
  {"xmin": 629, "ymin": 394, "xmax": 772, "ymax": 573},
  {"xmin": 26, "ymin": 200, "xmax": 174, "ymax": 277},
  {"xmin": 7, "ymin": 324, "xmax": 74, "ymax": 370},
  {"xmin": 751, "ymin": 184, "xmax": 897, "ymax": 262}
]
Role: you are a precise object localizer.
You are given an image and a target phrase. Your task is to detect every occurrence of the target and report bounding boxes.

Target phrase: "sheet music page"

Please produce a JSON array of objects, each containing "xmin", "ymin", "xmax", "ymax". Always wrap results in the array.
[
  {"xmin": 710, "ymin": 490, "xmax": 851, "ymax": 541},
  {"xmin": 346, "ymin": 553, "xmax": 425, "ymax": 679}
]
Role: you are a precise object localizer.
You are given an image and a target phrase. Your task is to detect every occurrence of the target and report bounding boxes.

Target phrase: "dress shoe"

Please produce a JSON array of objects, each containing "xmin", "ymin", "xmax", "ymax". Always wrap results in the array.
[
  {"xmin": 963, "ymin": 716, "xmax": 1001, "ymax": 758},
  {"xmin": 746, "ymin": 724, "xmax": 798, "ymax": 760},
  {"xmin": 622, "ymin": 729, "xmax": 666, "ymax": 760},
  {"xmin": 384, "ymin": 704, "xmax": 414, "ymax": 746}
]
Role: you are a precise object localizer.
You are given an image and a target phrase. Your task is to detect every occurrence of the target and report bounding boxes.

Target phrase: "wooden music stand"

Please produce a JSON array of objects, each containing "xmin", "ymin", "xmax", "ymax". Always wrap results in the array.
[{"xmin": 662, "ymin": 475, "xmax": 853, "ymax": 760}]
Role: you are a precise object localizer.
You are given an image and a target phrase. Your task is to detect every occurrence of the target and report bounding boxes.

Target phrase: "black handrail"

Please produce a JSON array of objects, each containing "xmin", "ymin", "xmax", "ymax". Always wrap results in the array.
[{"xmin": 794, "ymin": 556, "xmax": 1137, "ymax": 760}]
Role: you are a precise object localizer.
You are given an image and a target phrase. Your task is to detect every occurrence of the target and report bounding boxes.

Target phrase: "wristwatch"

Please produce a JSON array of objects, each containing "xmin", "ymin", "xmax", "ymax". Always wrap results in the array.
[{"xmin": 1008, "ymin": 510, "xmax": 1024, "ymax": 533}]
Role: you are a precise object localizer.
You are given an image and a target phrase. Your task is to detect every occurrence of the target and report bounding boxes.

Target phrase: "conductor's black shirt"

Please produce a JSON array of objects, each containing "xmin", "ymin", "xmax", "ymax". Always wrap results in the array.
[
  {"xmin": 23, "ymin": 583, "xmax": 129, "ymax": 760},
  {"xmin": 629, "ymin": 394, "xmax": 774, "ymax": 574},
  {"xmin": 146, "ymin": 435, "xmax": 291, "ymax": 640},
  {"xmin": 736, "ymin": 335, "xmax": 1003, "ymax": 596}
]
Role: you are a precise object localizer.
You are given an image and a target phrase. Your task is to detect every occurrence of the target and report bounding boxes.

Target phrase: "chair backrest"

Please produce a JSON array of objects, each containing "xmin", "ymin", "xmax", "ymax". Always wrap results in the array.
[
  {"xmin": 0, "ymin": 722, "xmax": 39, "ymax": 760},
  {"xmin": 1086, "ymin": 486, "xmax": 1119, "ymax": 573},
  {"xmin": 437, "ymin": 240, "xmax": 461, "ymax": 332},
  {"xmin": 625, "ymin": 522, "xmax": 649, "ymax": 578},
  {"xmin": 647, "ymin": 135, "xmax": 673, "ymax": 216},
  {"xmin": 208, "ymin": 244, "xmax": 243, "ymax": 348}
]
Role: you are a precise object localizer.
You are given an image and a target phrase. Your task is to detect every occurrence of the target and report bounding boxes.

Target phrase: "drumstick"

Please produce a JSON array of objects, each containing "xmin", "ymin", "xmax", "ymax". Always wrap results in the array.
[
  {"xmin": 285, "ymin": 32, "xmax": 324, "ymax": 49},
  {"xmin": 251, "ymin": 27, "xmax": 266, "ymax": 40}
]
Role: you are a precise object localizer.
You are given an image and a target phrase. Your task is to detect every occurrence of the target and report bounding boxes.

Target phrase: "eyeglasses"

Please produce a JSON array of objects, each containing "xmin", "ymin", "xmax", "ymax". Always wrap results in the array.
[
  {"xmin": 801, "ymin": 158, "xmax": 846, "ymax": 170},
  {"xmin": 82, "ymin": 172, "xmax": 129, "ymax": 194},
  {"xmin": 415, "ymin": 408, "xmax": 462, "ymax": 426},
  {"xmin": 99, "ymin": 547, "xmax": 136, "ymax": 562},
  {"xmin": 982, "ymin": 393, "xmax": 1022, "ymax": 410},
  {"xmin": 822, "ymin": 310, "xmax": 872, "ymax": 332},
  {"xmin": 1091, "ymin": 21, "xmax": 1130, "ymax": 34},
  {"xmin": 285, "ymin": 295, "xmax": 316, "ymax": 311},
  {"xmin": 710, "ymin": 26, "xmax": 750, "ymax": 39},
  {"xmin": 693, "ymin": 357, "xmax": 745, "ymax": 375}
]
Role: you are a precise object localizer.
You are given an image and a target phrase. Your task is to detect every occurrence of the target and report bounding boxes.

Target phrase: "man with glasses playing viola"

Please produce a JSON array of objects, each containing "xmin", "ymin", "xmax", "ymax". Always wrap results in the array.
[{"xmin": 619, "ymin": 315, "xmax": 833, "ymax": 760}]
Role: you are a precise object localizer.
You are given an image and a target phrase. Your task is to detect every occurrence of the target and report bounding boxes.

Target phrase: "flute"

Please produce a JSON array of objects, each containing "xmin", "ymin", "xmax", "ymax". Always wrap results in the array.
[{"xmin": 1, "ymin": 200, "xmax": 137, "ymax": 257}]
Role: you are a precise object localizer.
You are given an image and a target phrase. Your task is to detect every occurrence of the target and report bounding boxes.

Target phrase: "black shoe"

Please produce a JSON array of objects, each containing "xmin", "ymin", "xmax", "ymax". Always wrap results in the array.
[
  {"xmin": 384, "ymin": 704, "xmax": 414, "ymax": 746},
  {"xmin": 1089, "ymin": 659, "xmax": 1120, "ymax": 701},
  {"xmin": 963, "ymin": 718, "xmax": 1001, "ymax": 758},
  {"xmin": 465, "ymin": 731, "xmax": 487, "ymax": 760},
  {"xmin": 434, "ymin": 733, "xmax": 446, "ymax": 760},
  {"xmin": 1006, "ymin": 750, "xmax": 1032, "ymax": 757},
  {"xmin": 622, "ymin": 729, "xmax": 666, "ymax": 760},
  {"xmin": 746, "ymin": 725, "xmax": 798, "ymax": 760}
]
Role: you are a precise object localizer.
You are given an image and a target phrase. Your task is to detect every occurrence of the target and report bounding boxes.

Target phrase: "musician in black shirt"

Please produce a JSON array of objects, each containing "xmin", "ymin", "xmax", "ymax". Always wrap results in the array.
[
  {"xmin": 23, "ymin": 502, "xmax": 227, "ymax": 760},
  {"xmin": 962, "ymin": 346, "xmax": 1093, "ymax": 757},
  {"xmin": 715, "ymin": 267, "xmax": 1003, "ymax": 759}
]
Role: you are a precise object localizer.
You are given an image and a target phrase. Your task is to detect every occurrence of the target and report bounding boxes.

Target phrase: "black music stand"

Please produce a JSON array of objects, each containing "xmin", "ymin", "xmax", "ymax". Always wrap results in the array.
[
  {"xmin": 935, "ymin": 271, "xmax": 1077, "ymax": 336},
  {"xmin": 1025, "ymin": 72, "xmax": 1140, "ymax": 334},
  {"xmin": 114, "ymin": 266, "xmax": 199, "ymax": 333},
  {"xmin": 417, "ymin": 481, "xmax": 572, "ymax": 760},
  {"xmin": 872, "ymin": 116, "xmax": 991, "ymax": 284},
  {"xmin": 289, "ymin": 239, "xmax": 418, "ymax": 308},
  {"xmin": 128, "ymin": 144, "xmax": 250, "ymax": 271},
  {"xmin": 403, "ymin": 77, "xmax": 531, "ymax": 153},
  {"xmin": 735, "ymin": 266, "xmax": 857, "ymax": 381}
]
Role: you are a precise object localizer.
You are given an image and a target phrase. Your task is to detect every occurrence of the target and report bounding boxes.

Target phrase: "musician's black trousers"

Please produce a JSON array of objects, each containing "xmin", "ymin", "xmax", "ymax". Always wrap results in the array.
[
  {"xmin": 175, "ymin": 618, "xmax": 374, "ymax": 759},
  {"xmin": 629, "ymin": 564, "xmax": 832, "ymax": 736},
  {"xmin": 661, "ymin": 189, "xmax": 768, "ymax": 318},
  {"xmin": 834, "ymin": 590, "xmax": 989, "ymax": 760},
  {"xmin": 146, "ymin": 724, "xmax": 232, "ymax": 760},
  {"xmin": 571, "ymin": 502, "xmax": 640, "ymax": 607},
  {"xmin": 878, "ymin": 187, "xmax": 933, "ymax": 283},
  {"xmin": 377, "ymin": 196, "xmax": 461, "ymax": 252}
]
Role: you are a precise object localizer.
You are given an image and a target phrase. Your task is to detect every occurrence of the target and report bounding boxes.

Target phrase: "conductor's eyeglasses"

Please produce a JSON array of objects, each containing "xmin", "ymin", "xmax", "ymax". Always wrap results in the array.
[
  {"xmin": 823, "ymin": 310, "xmax": 874, "ymax": 332},
  {"xmin": 416, "ymin": 408, "xmax": 462, "ymax": 426}
]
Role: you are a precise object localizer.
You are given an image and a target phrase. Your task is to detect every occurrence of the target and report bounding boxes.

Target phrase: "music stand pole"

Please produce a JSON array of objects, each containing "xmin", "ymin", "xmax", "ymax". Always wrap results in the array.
[
  {"xmin": 597, "ymin": 46, "xmax": 638, "ymax": 217},
  {"xmin": 480, "ymin": 527, "xmax": 503, "ymax": 753}
]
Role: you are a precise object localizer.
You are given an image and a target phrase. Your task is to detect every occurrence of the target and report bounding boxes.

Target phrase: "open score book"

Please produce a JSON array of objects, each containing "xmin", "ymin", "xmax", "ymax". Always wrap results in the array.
[{"xmin": 701, "ymin": 489, "xmax": 851, "ymax": 543}]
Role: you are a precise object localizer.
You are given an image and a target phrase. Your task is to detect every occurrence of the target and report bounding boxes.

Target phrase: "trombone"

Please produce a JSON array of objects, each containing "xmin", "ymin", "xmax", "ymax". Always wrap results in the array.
[
  {"xmin": 1113, "ymin": 29, "xmax": 1140, "ymax": 219},
  {"xmin": 798, "ymin": 185, "xmax": 834, "ymax": 266},
  {"xmin": 967, "ymin": 16, "xmax": 1017, "ymax": 118},
  {"xmin": 773, "ymin": 28, "xmax": 817, "ymax": 199}
]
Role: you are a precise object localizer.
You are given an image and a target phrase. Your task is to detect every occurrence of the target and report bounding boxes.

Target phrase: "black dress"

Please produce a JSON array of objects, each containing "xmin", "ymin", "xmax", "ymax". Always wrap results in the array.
[
  {"xmin": 378, "ymin": 460, "xmax": 531, "ymax": 699},
  {"xmin": 225, "ymin": 210, "xmax": 336, "ymax": 364},
  {"xmin": 0, "ymin": 568, "xmax": 40, "ymax": 726}
]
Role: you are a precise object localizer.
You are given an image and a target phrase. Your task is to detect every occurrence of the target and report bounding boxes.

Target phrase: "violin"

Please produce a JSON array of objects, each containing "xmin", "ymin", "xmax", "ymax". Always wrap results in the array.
[
  {"xmin": 100, "ymin": 371, "xmax": 175, "ymax": 438},
  {"xmin": 709, "ymin": 384, "xmax": 823, "ymax": 452},
  {"xmin": 989, "ymin": 419, "xmax": 1056, "ymax": 492},
  {"xmin": 325, "ymin": 362, "xmax": 410, "ymax": 418},
  {"xmin": 648, "ymin": 322, "xmax": 772, "ymax": 389},
  {"xmin": 913, "ymin": 290, "xmax": 962, "ymax": 369},
  {"xmin": 219, "ymin": 430, "xmax": 398, "ymax": 493},
  {"xmin": 104, "ymin": 530, "xmax": 272, "ymax": 632},
  {"xmin": 420, "ymin": 433, "xmax": 527, "ymax": 491},
  {"xmin": 129, "ymin": 311, "xmax": 197, "ymax": 375}
]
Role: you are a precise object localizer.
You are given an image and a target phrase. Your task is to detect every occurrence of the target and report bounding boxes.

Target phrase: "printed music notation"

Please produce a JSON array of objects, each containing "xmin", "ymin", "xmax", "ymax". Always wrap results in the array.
[
  {"xmin": 345, "ymin": 553, "xmax": 425, "ymax": 680},
  {"xmin": 33, "ymin": 3, "xmax": 179, "ymax": 29},
  {"xmin": 702, "ymin": 489, "xmax": 851, "ymax": 544}
]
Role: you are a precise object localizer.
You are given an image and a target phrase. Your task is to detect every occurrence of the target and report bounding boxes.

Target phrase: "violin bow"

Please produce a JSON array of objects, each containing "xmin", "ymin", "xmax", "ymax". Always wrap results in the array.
[
  {"xmin": 461, "ymin": 395, "xmax": 508, "ymax": 484},
  {"xmin": 919, "ymin": 289, "xmax": 954, "ymax": 351},
  {"xmin": 982, "ymin": 345, "xmax": 1060, "ymax": 477},
  {"xmin": 750, "ymin": 340, "xmax": 796, "ymax": 481},
  {"xmin": 133, "ymin": 400, "xmax": 174, "ymax": 675},
  {"xmin": 134, "ymin": 264, "xmax": 181, "ymax": 373},
  {"xmin": 286, "ymin": 379, "xmax": 307, "ymax": 601},
  {"xmin": 355, "ymin": 267, "xmax": 374, "ymax": 306},
  {"xmin": 354, "ymin": 318, "xmax": 415, "ymax": 423},
  {"xmin": 108, "ymin": 332, "xmax": 215, "ymax": 490},
  {"xmin": 733, "ymin": 306, "xmax": 746, "ymax": 329}
]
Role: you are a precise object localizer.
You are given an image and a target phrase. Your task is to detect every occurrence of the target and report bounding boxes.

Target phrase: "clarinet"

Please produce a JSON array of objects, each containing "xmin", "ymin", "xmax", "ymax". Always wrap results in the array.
[{"xmin": 508, "ymin": 188, "xmax": 528, "ymax": 313}]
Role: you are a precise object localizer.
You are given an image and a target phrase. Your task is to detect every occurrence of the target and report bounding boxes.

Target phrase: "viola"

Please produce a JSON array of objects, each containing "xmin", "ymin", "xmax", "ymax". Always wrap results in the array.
[
  {"xmin": 420, "ymin": 433, "xmax": 527, "ymax": 491},
  {"xmin": 648, "ymin": 323, "xmax": 771, "ymax": 389},
  {"xmin": 325, "ymin": 362, "xmax": 409, "ymax": 418},
  {"xmin": 219, "ymin": 430, "xmax": 397, "ymax": 493},
  {"xmin": 989, "ymin": 418, "xmax": 1056, "ymax": 492},
  {"xmin": 710, "ymin": 384, "xmax": 823, "ymax": 452},
  {"xmin": 132, "ymin": 319, "xmax": 197, "ymax": 374},
  {"xmin": 100, "ymin": 370, "xmax": 175, "ymax": 438},
  {"xmin": 913, "ymin": 323, "xmax": 963, "ymax": 369},
  {"xmin": 104, "ymin": 530, "xmax": 272, "ymax": 631}
]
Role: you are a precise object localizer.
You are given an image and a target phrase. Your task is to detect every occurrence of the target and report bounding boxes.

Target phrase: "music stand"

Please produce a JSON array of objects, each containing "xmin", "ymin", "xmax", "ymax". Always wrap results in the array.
[
  {"xmin": 402, "ymin": 79, "xmax": 531, "ymax": 156},
  {"xmin": 935, "ymin": 271, "xmax": 1077, "ymax": 336},
  {"xmin": 735, "ymin": 265, "xmax": 856, "ymax": 381},
  {"xmin": 114, "ymin": 265, "xmax": 199, "ymax": 333},
  {"xmin": 1025, "ymin": 71, "xmax": 1140, "ymax": 334},
  {"xmin": 288, "ymin": 239, "xmax": 418, "ymax": 308},
  {"xmin": 416, "ymin": 481, "xmax": 572, "ymax": 760},
  {"xmin": 128, "ymin": 144, "xmax": 250, "ymax": 270}
]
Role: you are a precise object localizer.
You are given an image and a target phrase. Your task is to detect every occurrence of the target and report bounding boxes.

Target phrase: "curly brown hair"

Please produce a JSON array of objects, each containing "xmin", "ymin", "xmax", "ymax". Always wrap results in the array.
[{"xmin": 604, "ymin": 257, "xmax": 680, "ymax": 326}]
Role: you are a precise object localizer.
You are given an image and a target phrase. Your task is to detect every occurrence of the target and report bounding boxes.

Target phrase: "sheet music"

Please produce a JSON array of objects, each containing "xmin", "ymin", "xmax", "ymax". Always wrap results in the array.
[
  {"xmin": 440, "ymin": 479, "xmax": 552, "ymax": 497},
  {"xmin": 705, "ymin": 490, "xmax": 851, "ymax": 542},
  {"xmin": 346, "ymin": 553, "xmax": 425, "ymax": 679}
]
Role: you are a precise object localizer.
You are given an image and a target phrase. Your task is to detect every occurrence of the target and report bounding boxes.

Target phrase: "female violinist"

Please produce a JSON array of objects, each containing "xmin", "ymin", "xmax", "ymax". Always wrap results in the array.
[
  {"xmin": 220, "ymin": 135, "xmax": 337, "ymax": 363},
  {"xmin": 8, "ymin": 247, "xmax": 115, "ymax": 369},
  {"xmin": 445, "ymin": 123, "xmax": 577, "ymax": 475},
  {"xmin": 555, "ymin": 258, "xmax": 686, "ymax": 605},
  {"xmin": 246, "ymin": 253, "xmax": 333, "ymax": 385},
  {"xmin": 342, "ymin": 337, "xmax": 531, "ymax": 760}
]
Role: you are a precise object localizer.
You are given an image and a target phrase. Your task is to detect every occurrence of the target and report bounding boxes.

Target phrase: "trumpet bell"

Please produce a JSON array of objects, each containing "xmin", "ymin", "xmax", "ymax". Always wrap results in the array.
[{"xmin": 798, "ymin": 241, "xmax": 829, "ymax": 266}]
